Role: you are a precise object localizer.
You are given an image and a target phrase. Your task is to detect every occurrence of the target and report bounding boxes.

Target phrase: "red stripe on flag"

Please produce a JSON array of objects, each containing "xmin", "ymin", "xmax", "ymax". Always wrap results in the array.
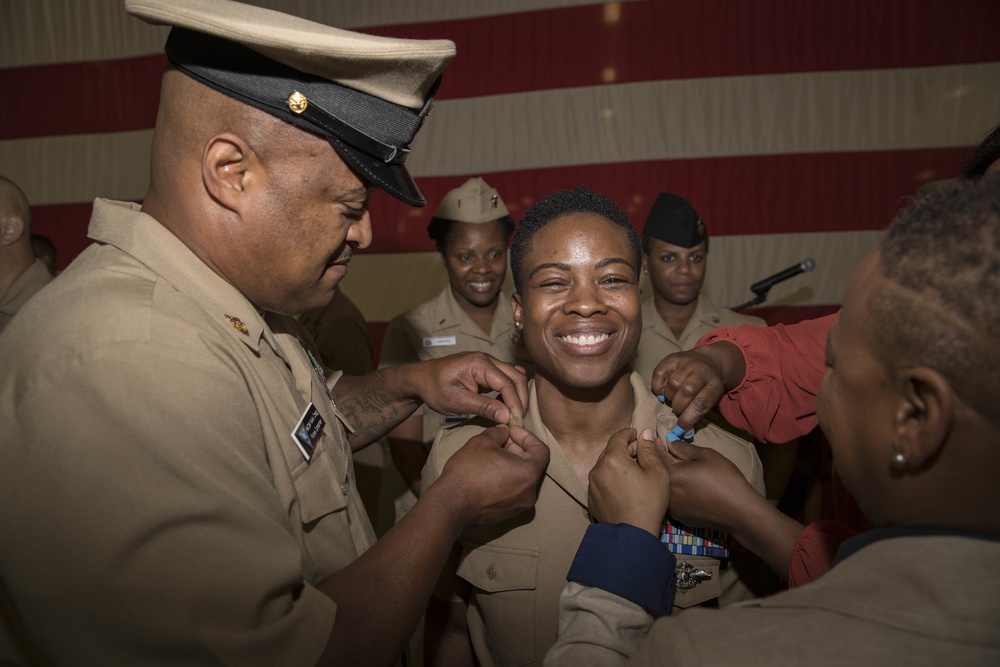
[
  {"xmin": 0, "ymin": 55, "xmax": 166, "ymax": 140},
  {"xmin": 29, "ymin": 147, "xmax": 968, "ymax": 266},
  {"xmin": 4, "ymin": 0, "xmax": 998, "ymax": 139},
  {"xmin": 361, "ymin": 147, "xmax": 969, "ymax": 254},
  {"xmin": 364, "ymin": 0, "xmax": 1000, "ymax": 100}
]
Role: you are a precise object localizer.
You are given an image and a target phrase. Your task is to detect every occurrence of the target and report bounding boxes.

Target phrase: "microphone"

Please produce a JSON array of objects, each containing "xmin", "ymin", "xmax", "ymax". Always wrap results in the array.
[{"xmin": 750, "ymin": 258, "xmax": 816, "ymax": 295}]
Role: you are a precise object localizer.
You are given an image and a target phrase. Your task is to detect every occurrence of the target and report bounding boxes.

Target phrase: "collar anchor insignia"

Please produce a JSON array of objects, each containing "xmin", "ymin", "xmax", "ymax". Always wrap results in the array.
[{"xmin": 225, "ymin": 314, "xmax": 249, "ymax": 335}]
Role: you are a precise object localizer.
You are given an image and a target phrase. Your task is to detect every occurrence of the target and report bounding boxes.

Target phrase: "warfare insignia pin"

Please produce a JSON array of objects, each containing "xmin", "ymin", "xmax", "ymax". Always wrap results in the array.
[{"xmin": 675, "ymin": 561, "xmax": 712, "ymax": 590}]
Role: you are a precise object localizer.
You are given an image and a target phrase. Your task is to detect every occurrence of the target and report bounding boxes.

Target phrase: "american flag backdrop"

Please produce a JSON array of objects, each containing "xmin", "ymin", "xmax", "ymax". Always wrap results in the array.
[{"xmin": 2, "ymin": 0, "xmax": 999, "ymax": 359}]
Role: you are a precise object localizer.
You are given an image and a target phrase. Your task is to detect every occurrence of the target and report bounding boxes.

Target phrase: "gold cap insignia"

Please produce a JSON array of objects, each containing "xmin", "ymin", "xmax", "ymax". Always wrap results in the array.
[
  {"xmin": 225, "ymin": 315, "xmax": 249, "ymax": 335},
  {"xmin": 287, "ymin": 91, "xmax": 309, "ymax": 114},
  {"xmin": 490, "ymin": 194, "xmax": 499, "ymax": 208}
]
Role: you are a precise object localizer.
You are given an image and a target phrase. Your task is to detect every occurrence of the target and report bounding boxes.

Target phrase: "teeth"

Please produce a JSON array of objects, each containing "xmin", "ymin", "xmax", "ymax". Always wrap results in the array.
[
  {"xmin": 470, "ymin": 281, "xmax": 492, "ymax": 288},
  {"xmin": 560, "ymin": 333, "xmax": 610, "ymax": 346}
]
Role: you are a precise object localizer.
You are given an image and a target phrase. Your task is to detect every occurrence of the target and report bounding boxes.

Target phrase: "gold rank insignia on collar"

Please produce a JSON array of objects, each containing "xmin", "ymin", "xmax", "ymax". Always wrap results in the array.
[{"xmin": 225, "ymin": 314, "xmax": 249, "ymax": 335}]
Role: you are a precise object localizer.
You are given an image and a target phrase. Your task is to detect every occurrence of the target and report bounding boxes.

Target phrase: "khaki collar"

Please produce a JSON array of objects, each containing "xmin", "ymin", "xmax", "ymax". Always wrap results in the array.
[{"xmin": 87, "ymin": 199, "xmax": 272, "ymax": 354}]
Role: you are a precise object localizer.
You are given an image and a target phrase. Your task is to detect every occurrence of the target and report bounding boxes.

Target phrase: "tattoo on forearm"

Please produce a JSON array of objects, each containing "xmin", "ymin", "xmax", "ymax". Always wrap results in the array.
[{"xmin": 334, "ymin": 372, "xmax": 417, "ymax": 446}]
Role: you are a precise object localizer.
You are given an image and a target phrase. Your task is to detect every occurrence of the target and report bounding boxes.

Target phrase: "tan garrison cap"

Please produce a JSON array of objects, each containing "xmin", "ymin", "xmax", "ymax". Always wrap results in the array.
[
  {"xmin": 126, "ymin": 0, "xmax": 457, "ymax": 206},
  {"xmin": 433, "ymin": 177, "xmax": 510, "ymax": 223}
]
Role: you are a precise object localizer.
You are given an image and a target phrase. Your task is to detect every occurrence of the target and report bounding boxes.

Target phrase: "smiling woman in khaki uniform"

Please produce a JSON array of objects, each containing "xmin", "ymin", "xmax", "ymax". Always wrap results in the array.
[
  {"xmin": 380, "ymin": 178, "xmax": 532, "ymax": 512},
  {"xmin": 422, "ymin": 187, "xmax": 764, "ymax": 667}
]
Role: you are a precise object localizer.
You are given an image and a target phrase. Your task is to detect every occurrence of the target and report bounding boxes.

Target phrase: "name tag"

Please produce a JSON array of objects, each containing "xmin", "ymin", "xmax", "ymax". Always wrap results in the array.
[
  {"xmin": 423, "ymin": 336, "xmax": 457, "ymax": 348},
  {"xmin": 292, "ymin": 402, "xmax": 325, "ymax": 462}
]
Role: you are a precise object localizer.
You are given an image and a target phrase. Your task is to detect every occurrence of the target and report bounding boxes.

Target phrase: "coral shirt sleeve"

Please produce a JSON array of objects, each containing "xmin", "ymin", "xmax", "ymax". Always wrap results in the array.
[{"xmin": 697, "ymin": 313, "xmax": 838, "ymax": 444}]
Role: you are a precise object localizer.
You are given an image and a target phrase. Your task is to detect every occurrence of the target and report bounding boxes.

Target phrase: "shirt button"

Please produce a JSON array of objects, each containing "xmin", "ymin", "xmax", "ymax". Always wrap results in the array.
[
  {"xmin": 584, "ymin": 510, "xmax": 590, "ymax": 521},
  {"xmin": 340, "ymin": 482, "xmax": 348, "ymax": 494},
  {"xmin": 486, "ymin": 566, "xmax": 497, "ymax": 580}
]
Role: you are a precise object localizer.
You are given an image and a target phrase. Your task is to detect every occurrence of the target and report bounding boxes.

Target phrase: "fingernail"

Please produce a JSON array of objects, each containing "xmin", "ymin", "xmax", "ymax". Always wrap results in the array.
[
  {"xmin": 640, "ymin": 429, "xmax": 655, "ymax": 441},
  {"xmin": 665, "ymin": 425, "xmax": 686, "ymax": 443}
]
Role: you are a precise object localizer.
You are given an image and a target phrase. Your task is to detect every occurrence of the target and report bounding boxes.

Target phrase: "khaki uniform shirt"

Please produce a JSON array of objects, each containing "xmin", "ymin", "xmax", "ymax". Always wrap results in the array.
[
  {"xmin": 0, "ymin": 258, "xmax": 53, "ymax": 337},
  {"xmin": 379, "ymin": 285, "xmax": 532, "ymax": 443},
  {"xmin": 298, "ymin": 289, "xmax": 373, "ymax": 377},
  {"xmin": 547, "ymin": 534, "xmax": 1000, "ymax": 666},
  {"xmin": 632, "ymin": 294, "xmax": 764, "ymax": 384},
  {"xmin": 422, "ymin": 372, "xmax": 764, "ymax": 667},
  {"xmin": 0, "ymin": 199, "xmax": 374, "ymax": 665}
]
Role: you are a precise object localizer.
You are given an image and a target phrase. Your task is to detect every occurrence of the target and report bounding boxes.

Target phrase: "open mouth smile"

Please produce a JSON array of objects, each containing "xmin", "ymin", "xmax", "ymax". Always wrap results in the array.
[{"xmin": 558, "ymin": 332, "xmax": 611, "ymax": 346}]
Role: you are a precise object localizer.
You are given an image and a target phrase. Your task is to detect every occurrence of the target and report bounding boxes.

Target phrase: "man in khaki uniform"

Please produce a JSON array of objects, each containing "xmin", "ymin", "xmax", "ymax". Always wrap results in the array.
[
  {"xmin": 632, "ymin": 193, "xmax": 764, "ymax": 383},
  {"xmin": 0, "ymin": 176, "xmax": 52, "ymax": 336},
  {"xmin": 422, "ymin": 187, "xmax": 764, "ymax": 667},
  {"xmin": 544, "ymin": 178, "xmax": 1000, "ymax": 666},
  {"xmin": 0, "ymin": 2, "xmax": 549, "ymax": 665}
]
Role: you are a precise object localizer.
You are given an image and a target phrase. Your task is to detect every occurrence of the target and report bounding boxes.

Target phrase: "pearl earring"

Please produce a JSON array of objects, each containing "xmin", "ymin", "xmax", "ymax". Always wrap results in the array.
[{"xmin": 890, "ymin": 451, "xmax": 908, "ymax": 471}]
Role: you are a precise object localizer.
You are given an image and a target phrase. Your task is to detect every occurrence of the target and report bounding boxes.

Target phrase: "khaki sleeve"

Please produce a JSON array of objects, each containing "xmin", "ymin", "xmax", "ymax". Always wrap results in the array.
[
  {"xmin": 544, "ymin": 582, "xmax": 653, "ymax": 667},
  {"xmin": 693, "ymin": 423, "xmax": 766, "ymax": 496},
  {"xmin": 378, "ymin": 315, "xmax": 420, "ymax": 369}
]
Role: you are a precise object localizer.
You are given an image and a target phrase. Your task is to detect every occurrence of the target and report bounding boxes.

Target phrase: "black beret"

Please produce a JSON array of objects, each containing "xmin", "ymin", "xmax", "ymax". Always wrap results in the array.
[{"xmin": 642, "ymin": 193, "xmax": 707, "ymax": 248}]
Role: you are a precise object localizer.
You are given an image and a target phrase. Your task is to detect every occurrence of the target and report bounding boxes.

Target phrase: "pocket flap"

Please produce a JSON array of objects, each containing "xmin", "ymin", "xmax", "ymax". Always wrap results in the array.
[
  {"xmin": 293, "ymin": 451, "xmax": 348, "ymax": 524},
  {"xmin": 672, "ymin": 558, "xmax": 722, "ymax": 609},
  {"xmin": 457, "ymin": 543, "xmax": 539, "ymax": 593}
]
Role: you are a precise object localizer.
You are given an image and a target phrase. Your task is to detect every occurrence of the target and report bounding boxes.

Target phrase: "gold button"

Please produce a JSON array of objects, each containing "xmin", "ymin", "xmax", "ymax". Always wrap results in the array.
[
  {"xmin": 486, "ymin": 566, "xmax": 497, "ymax": 580},
  {"xmin": 287, "ymin": 91, "xmax": 309, "ymax": 114}
]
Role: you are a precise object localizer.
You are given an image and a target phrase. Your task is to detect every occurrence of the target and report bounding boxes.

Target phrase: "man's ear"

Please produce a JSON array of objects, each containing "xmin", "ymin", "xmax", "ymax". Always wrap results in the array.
[
  {"xmin": 893, "ymin": 366, "xmax": 954, "ymax": 468},
  {"xmin": 512, "ymin": 292, "xmax": 523, "ymax": 330},
  {"xmin": 0, "ymin": 213, "xmax": 25, "ymax": 247},
  {"xmin": 202, "ymin": 133, "xmax": 255, "ymax": 213}
]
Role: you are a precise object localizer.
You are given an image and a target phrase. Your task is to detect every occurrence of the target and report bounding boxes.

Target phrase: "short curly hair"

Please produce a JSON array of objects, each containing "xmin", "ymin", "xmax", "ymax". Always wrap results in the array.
[
  {"xmin": 870, "ymin": 177, "xmax": 1000, "ymax": 422},
  {"xmin": 510, "ymin": 186, "xmax": 641, "ymax": 294},
  {"xmin": 426, "ymin": 215, "xmax": 516, "ymax": 254}
]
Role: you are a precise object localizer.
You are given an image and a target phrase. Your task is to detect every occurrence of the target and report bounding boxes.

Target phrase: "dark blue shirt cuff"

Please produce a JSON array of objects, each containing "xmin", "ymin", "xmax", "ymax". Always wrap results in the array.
[{"xmin": 567, "ymin": 523, "xmax": 676, "ymax": 617}]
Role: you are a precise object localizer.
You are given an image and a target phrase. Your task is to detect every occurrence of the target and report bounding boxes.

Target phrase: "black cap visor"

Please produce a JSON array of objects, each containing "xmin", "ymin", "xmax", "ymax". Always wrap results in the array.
[{"xmin": 165, "ymin": 28, "xmax": 433, "ymax": 206}]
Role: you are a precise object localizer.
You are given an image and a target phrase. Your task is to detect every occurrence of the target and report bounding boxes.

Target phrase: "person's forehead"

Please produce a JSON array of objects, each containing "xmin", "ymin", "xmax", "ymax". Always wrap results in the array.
[
  {"xmin": 547, "ymin": 212, "xmax": 627, "ymax": 242},
  {"xmin": 282, "ymin": 136, "xmax": 372, "ymax": 197},
  {"xmin": 646, "ymin": 237, "xmax": 707, "ymax": 255},
  {"xmin": 530, "ymin": 213, "xmax": 631, "ymax": 261},
  {"xmin": 446, "ymin": 220, "xmax": 507, "ymax": 245}
]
